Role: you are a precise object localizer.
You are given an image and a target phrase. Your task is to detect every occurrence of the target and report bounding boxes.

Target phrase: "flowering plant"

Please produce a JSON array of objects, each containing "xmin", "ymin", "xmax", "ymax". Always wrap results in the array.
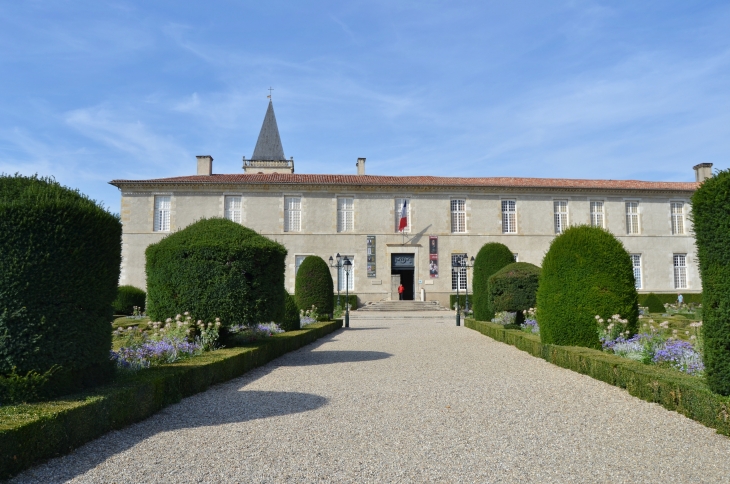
[
  {"xmin": 521, "ymin": 308, "xmax": 539, "ymax": 335},
  {"xmin": 492, "ymin": 311, "xmax": 516, "ymax": 325},
  {"xmin": 227, "ymin": 322, "xmax": 284, "ymax": 343},
  {"xmin": 300, "ymin": 306, "xmax": 319, "ymax": 326}
]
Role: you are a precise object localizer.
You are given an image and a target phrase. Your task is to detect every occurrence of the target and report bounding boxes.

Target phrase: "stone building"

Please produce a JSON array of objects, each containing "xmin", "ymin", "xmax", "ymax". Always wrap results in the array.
[{"xmin": 111, "ymin": 101, "xmax": 708, "ymax": 308}]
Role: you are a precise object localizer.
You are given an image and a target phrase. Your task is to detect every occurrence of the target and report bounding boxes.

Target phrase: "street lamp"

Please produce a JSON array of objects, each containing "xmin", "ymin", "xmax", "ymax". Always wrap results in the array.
[
  {"xmin": 343, "ymin": 256, "xmax": 352, "ymax": 328},
  {"xmin": 328, "ymin": 253, "xmax": 342, "ymax": 309},
  {"xmin": 453, "ymin": 257, "xmax": 462, "ymax": 326},
  {"xmin": 464, "ymin": 255, "xmax": 475, "ymax": 315}
]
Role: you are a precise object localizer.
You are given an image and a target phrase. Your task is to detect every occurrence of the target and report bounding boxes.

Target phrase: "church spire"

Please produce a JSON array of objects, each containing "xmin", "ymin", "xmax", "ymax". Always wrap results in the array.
[{"xmin": 251, "ymin": 100, "xmax": 286, "ymax": 161}]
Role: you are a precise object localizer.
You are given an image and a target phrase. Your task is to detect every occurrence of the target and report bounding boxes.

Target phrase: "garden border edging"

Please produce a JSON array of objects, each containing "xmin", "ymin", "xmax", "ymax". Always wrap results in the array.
[
  {"xmin": 0, "ymin": 320, "xmax": 342, "ymax": 480},
  {"xmin": 465, "ymin": 318, "xmax": 730, "ymax": 435}
]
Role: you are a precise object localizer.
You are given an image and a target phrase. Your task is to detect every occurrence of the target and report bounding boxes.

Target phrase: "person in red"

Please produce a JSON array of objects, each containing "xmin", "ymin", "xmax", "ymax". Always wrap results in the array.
[{"xmin": 398, "ymin": 283, "xmax": 404, "ymax": 300}]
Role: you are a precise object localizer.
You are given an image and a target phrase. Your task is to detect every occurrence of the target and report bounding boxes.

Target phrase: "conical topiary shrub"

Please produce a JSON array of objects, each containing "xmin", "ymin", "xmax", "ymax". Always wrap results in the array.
[
  {"xmin": 279, "ymin": 293, "xmax": 301, "ymax": 332},
  {"xmin": 642, "ymin": 293, "xmax": 665, "ymax": 314},
  {"xmin": 472, "ymin": 243, "xmax": 515, "ymax": 321},
  {"xmin": 536, "ymin": 225, "xmax": 639, "ymax": 349},
  {"xmin": 295, "ymin": 256, "xmax": 334, "ymax": 320},
  {"xmin": 488, "ymin": 262, "xmax": 541, "ymax": 325}
]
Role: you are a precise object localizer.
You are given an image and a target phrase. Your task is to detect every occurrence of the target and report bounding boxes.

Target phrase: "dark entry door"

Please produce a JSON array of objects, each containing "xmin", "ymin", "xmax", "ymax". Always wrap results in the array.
[{"xmin": 391, "ymin": 253, "xmax": 415, "ymax": 300}]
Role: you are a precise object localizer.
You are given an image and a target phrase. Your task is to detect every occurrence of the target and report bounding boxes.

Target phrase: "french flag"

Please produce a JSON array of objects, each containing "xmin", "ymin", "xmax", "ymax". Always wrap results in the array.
[{"xmin": 398, "ymin": 199, "xmax": 408, "ymax": 232}]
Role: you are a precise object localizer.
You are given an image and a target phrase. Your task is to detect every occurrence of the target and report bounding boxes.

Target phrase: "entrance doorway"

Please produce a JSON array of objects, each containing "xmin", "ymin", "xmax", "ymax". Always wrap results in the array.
[{"xmin": 391, "ymin": 253, "xmax": 415, "ymax": 300}]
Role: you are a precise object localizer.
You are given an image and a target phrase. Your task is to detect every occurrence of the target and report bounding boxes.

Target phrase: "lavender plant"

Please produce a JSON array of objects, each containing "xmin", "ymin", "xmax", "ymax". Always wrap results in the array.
[
  {"xmin": 521, "ymin": 308, "xmax": 539, "ymax": 335},
  {"xmin": 227, "ymin": 322, "xmax": 284, "ymax": 343}
]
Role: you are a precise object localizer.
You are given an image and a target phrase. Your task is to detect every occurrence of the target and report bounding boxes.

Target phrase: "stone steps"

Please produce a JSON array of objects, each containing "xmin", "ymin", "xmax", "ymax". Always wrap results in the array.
[{"xmin": 358, "ymin": 300, "xmax": 449, "ymax": 312}]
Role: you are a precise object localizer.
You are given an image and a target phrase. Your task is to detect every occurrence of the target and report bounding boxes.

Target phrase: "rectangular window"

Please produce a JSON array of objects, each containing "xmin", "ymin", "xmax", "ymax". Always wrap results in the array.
[
  {"xmin": 338, "ymin": 256, "xmax": 355, "ymax": 291},
  {"xmin": 451, "ymin": 253, "xmax": 467, "ymax": 290},
  {"xmin": 590, "ymin": 201, "xmax": 604, "ymax": 228},
  {"xmin": 153, "ymin": 196, "xmax": 170, "ymax": 232},
  {"xmin": 224, "ymin": 196, "xmax": 242, "ymax": 223},
  {"xmin": 295, "ymin": 255, "xmax": 307, "ymax": 275},
  {"xmin": 337, "ymin": 197, "xmax": 354, "ymax": 232},
  {"xmin": 626, "ymin": 201, "xmax": 639, "ymax": 234},
  {"xmin": 502, "ymin": 199, "xmax": 516, "ymax": 234},
  {"xmin": 554, "ymin": 200, "xmax": 568, "ymax": 234},
  {"xmin": 674, "ymin": 254, "xmax": 687, "ymax": 289},
  {"xmin": 451, "ymin": 199, "xmax": 466, "ymax": 233},
  {"xmin": 394, "ymin": 198, "xmax": 410, "ymax": 233},
  {"xmin": 513, "ymin": 253, "xmax": 519, "ymax": 262},
  {"xmin": 284, "ymin": 197, "xmax": 301, "ymax": 232},
  {"xmin": 631, "ymin": 254, "xmax": 642, "ymax": 290},
  {"xmin": 671, "ymin": 202, "xmax": 685, "ymax": 235}
]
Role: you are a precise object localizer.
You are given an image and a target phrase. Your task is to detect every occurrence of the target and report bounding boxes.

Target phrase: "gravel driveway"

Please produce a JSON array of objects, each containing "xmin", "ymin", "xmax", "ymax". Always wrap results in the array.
[{"xmin": 12, "ymin": 313, "xmax": 730, "ymax": 483}]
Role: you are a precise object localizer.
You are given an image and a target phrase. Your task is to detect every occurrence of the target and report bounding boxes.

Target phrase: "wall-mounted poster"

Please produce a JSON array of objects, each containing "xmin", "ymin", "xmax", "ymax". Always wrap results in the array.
[
  {"xmin": 429, "ymin": 236, "xmax": 439, "ymax": 278},
  {"xmin": 367, "ymin": 235, "xmax": 376, "ymax": 277}
]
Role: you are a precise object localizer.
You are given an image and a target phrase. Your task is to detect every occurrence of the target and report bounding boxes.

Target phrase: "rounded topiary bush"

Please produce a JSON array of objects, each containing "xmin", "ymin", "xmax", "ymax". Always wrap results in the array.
[
  {"xmin": 145, "ymin": 218, "xmax": 287, "ymax": 326},
  {"xmin": 472, "ymin": 243, "xmax": 515, "ymax": 321},
  {"xmin": 692, "ymin": 168, "xmax": 730, "ymax": 395},
  {"xmin": 279, "ymin": 293, "xmax": 301, "ymax": 332},
  {"xmin": 488, "ymin": 262, "xmax": 541, "ymax": 325},
  {"xmin": 295, "ymin": 256, "xmax": 334, "ymax": 320},
  {"xmin": 536, "ymin": 225, "xmax": 639, "ymax": 349},
  {"xmin": 642, "ymin": 293, "xmax": 666, "ymax": 314},
  {"xmin": 112, "ymin": 285, "xmax": 146, "ymax": 315},
  {"xmin": 0, "ymin": 174, "xmax": 121, "ymax": 394}
]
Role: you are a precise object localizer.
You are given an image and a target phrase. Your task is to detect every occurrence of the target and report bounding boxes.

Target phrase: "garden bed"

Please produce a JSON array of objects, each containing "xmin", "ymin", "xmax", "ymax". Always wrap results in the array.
[
  {"xmin": 0, "ymin": 320, "xmax": 341, "ymax": 480},
  {"xmin": 465, "ymin": 318, "xmax": 730, "ymax": 436}
]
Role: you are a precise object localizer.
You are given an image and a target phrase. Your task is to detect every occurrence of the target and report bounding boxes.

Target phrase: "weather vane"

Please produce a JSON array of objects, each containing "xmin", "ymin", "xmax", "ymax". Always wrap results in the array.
[{"xmin": 267, "ymin": 87, "xmax": 274, "ymax": 99}]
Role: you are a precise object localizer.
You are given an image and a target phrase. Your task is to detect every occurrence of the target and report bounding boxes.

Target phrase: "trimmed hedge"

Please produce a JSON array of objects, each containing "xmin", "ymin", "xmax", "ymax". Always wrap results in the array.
[
  {"xmin": 295, "ymin": 256, "xmax": 334, "ymax": 319},
  {"xmin": 146, "ymin": 218, "xmax": 287, "ymax": 326},
  {"xmin": 0, "ymin": 175, "xmax": 121, "ymax": 396},
  {"xmin": 692, "ymin": 169, "xmax": 730, "ymax": 395},
  {"xmin": 466, "ymin": 318, "xmax": 730, "ymax": 437},
  {"xmin": 279, "ymin": 293, "xmax": 301, "ymax": 332},
  {"xmin": 333, "ymin": 294, "xmax": 358, "ymax": 311},
  {"xmin": 472, "ymin": 243, "xmax": 514, "ymax": 321},
  {"xmin": 0, "ymin": 320, "xmax": 342, "ymax": 479},
  {"xmin": 639, "ymin": 293, "xmax": 702, "ymax": 306},
  {"xmin": 489, "ymin": 262, "xmax": 541, "ymax": 325},
  {"xmin": 642, "ymin": 293, "xmax": 666, "ymax": 314},
  {"xmin": 537, "ymin": 226, "xmax": 639, "ymax": 349},
  {"xmin": 112, "ymin": 285, "xmax": 146, "ymax": 315}
]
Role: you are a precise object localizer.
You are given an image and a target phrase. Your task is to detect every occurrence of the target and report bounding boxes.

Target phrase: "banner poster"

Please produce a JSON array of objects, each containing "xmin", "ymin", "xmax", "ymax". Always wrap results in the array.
[
  {"xmin": 429, "ymin": 236, "xmax": 439, "ymax": 278},
  {"xmin": 366, "ymin": 235, "xmax": 376, "ymax": 277}
]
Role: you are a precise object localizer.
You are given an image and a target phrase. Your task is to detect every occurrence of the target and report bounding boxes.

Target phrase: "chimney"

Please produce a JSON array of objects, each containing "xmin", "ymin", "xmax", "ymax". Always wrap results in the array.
[
  {"xmin": 197, "ymin": 155, "xmax": 213, "ymax": 176},
  {"xmin": 693, "ymin": 163, "xmax": 713, "ymax": 183},
  {"xmin": 356, "ymin": 157, "xmax": 366, "ymax": 175}
]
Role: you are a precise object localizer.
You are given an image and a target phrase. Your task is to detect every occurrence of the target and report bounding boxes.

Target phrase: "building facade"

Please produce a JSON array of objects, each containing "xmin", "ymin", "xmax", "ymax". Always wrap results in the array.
[{"xmin": 111, "ymin": 101, "xmax": 707, "ymax": 308}]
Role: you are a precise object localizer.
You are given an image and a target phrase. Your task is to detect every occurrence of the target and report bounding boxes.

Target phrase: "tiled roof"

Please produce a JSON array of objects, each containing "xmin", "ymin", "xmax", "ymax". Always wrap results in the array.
[{"xmin": 110, "ymin": 173, "xmax": 698, "ymax": 192}]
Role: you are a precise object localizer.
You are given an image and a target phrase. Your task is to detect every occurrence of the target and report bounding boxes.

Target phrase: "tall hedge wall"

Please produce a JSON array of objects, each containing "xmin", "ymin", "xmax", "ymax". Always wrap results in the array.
[
  {"xmin": 536, "ymin": 226, "xmax": 639, "ymax": 349},
  {"xmin": 472, "ymin": 243, "xmax": 515, "ymax": 321},
  {"xmin": 0, "ymin": 174, "xmax": 121, "ymax": 393},
  {"xmin": 146, "ymin": 218, "xmax": 287, "ymax": 326},
  {"xmin": 692, "ymin": 169, "xmax": 730, "ymax": 395},
  {"xmin": 295, "ymin": 256, "xmax": 334, "ymax": 319},
  {"xmin": 489, "ymin": 262, "xmax": 541, "ymax": 324},
  {"xmin": 642, "ymin": 293, "xmax": 666, "ymax": 314}
]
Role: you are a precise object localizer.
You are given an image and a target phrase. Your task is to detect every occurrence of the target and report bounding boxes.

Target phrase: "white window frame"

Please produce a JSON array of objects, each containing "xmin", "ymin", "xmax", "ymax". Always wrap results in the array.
[
  {"xmin": 224, "ymin": 195, "xmax": 242, "ymax": 224},
  {"xmin": 501, "ymin": 199, "xmax": 517, "ymax": 234},
  {"xmin": 294, "ymin": 255, "xmax": 308, "ymax": 275},
  {"xmin": 153, "ymin": 195, "xmax": 171, "ymax": 232},
  {"xmin": 626, "ymin": 201, "xmax": 640, "ymax": 235},
  {"xmin": 554, "ymin": 200, "xmax": 568, "ymax": 234},
  {"xmin": 674, "ymin": 254, "xmax": 687, "ymax": 289},
  {"xmin": 450, "ymin": 199, "xmax": 466, "ymax": 233},
  {"xmin": 338, "ymin": 255, "xmax": 355, "ymax": 292},
  {"xmin": 284, "ymin": 196, "xmax": 301, "ymax": 232},
  {"xmin": 513, "ymin": 253, "xmax": 519, "ymax": 262},
  {"xmin": 451, "ymin": 253, "xmax": 467, "ymax": 290},
  {"xmin": 630, "ymin": 254, "xmax": 642, "ymax": 290},
  {"xmin": 590, "ymin": 201, "xmax": 604, "ymax": 228},
  {"xmin": 671, "ymin": 202, "xmax": 685, "ymax": 235},
  {"xmin": 394, "ymin": 198, "xmax": 411, "ymax": 233},
  {"xmin": 337, "ymin": 197, "xmax": 354, "ymax": 233}
]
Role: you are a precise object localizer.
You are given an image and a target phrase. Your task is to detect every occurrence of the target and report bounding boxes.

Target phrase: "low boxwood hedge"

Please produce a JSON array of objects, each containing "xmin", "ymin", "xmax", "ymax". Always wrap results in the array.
[
  {"xmin": 333, "ymin": 294, "xmax": 358, "ymax": 311},
  {"xmin": 465, "ymin": 318, "xmax": 730, "ymax": 436},
  {"xmin": 0, "ymin": 320, "xmax": 341, "ymax": 480}
]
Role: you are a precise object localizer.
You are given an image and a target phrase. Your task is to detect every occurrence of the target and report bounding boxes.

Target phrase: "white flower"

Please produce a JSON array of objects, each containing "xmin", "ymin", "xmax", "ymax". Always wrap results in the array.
[
  {"xmin": 595, "ymin": 315, "xmax": 600, "ymax": 320},
  {"xmin": 184, "ymin": 311, "xmax": 190, "ymax": 316}
]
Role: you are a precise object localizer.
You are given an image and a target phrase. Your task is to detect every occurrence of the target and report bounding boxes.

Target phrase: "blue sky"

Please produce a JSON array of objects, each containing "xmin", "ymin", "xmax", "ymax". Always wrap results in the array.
[{"xmin": 1, "ymin": 1, "xmax": 729, "ymax": 214}]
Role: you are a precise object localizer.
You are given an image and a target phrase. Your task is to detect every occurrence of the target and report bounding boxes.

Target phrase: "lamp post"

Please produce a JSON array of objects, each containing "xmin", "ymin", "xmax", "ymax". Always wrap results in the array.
[
  {"xmin": 464, "ymin": 255, "xmax": 475, "ymax": 315},
  {"xmin": 454, "ymin": 258, "xmax": 461, "ymax": 326},
  {"xmin": 343, "ymin": 256, "xmax": 352, "ymax": 328},
  {"xmin": 328, "ymin": 253, "xmax": 342, "ymax": 309}
]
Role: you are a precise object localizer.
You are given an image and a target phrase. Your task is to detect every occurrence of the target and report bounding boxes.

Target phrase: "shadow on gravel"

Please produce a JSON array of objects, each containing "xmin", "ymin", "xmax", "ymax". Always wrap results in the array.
[
  {"xmin": 14, "ymin": 390, "xmax": 328, "ymax": 484},
  {"xmin": 279, "ymin": 350, "xmax": 392, "ymax": 366},
  {"xmin": 344, "ymin": 326, "xmax": 390, "ymax": 331}
]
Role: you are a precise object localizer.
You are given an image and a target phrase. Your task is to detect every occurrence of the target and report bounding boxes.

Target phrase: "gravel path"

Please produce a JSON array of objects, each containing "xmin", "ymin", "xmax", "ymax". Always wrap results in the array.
[{"xmin": 12, "ymin": 313, "xmax": 730, "ymax": 483}]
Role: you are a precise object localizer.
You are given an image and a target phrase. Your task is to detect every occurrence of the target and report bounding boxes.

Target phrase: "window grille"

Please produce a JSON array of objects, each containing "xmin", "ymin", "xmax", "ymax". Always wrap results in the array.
[
  {"xmin": 224, "ymin": 196, "xmax": 242, "ymax": 223},
  {"xmin": 295, "ymin": 255, "xmax": 307, "ymax": 275},
  {"xmin": 554, "ymin": 200, "xmax": 568, "ymax": 234},
  {"xmin": 674, "ymin": 254, "xmax": 687, "ymax": 289},
  {"xmin": 502, "ymin": 199, "xmax": 516, "ymax": 234},
  {"xmin": 451, "ymin": 199, "xmax": 466, "ymax": 233},
  {"xmin": 590, "ymin": 201, "xmax": 604, "ymax": 228},
  {"xmin": 394, "ymin": 198, "xmax": 410, "ymax": 233},
  {"xmin": 451, "ymin": 253, "xmax": 467, "ymax": 290},
  {"xmin": 626, "ymin": 201, "xmax": 639, "ymax": 234},
  {"xmin": 284, "ymin": 197, "xmax": 301, "ymax": 232},
  {"xmin": 338, "ymin": 256, "xmax": 355, "ymax": 291},
  {"xmin": 153, "ymin": 196, "xmax": 170, "ymax": 232},
  {"xmin": 337, "ymin": 197, "xmax": 354, "ymax": 232},
  {"xmin": 631, "ymin": 254, "xmax": 642, "ymax": 289},
  {"xmin": 671, "ymin": 202, "xmax": 684, "ymax": 235}
]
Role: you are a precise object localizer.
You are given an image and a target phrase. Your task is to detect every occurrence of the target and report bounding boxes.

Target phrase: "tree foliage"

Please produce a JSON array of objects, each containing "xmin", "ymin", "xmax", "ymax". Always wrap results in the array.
[
  {"xmin": 295, "ymin": 256, "xmax": 334, "ymax": 319},
  {"xmin": 472, "ymin": 243, "xmax": 515, "ymax": 321},
  {"xmin": 489, "ymin": 262, "xmax": 541, "ymax": 324}
]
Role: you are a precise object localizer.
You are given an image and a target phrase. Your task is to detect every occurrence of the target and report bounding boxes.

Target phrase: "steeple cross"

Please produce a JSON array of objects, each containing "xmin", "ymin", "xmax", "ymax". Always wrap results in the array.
[{"xmin": 267, "ymin": 87, "xmax": 274, "ymax": 99}]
